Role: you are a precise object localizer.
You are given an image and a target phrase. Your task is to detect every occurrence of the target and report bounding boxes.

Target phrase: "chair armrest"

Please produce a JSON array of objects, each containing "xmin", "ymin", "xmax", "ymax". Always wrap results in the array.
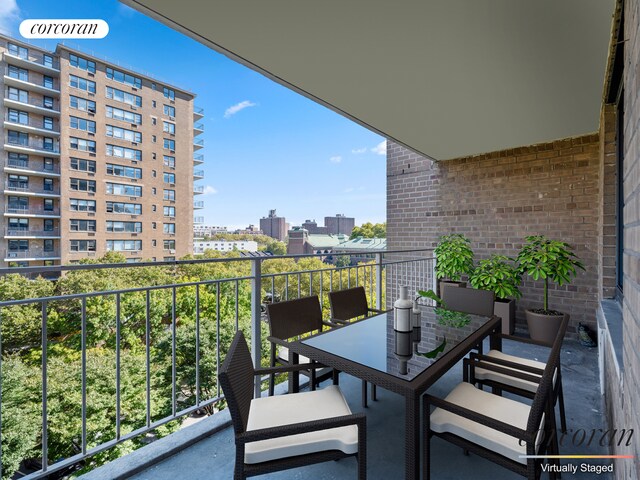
[
  {"xmin": 424, "ymin": 394, "xmax": 531, "ymax": 442},
  {"xmin": 469, "ymin": 353, "xmax": 545, "ymax": 376},
  {"xmin": 267, "ymin": 336, "xmax": 291, "ymax": 348},
  {"xmin": 469, "ymin": 360, "xmax": 543, "ymax": 384},
  {"xmin": 498, "ymin": 334, "xmax": 552, "ymax": 348},
  {"xmin": 329, "ymin": 318, "xmax": 350, "ymax": 325},
  {"xmin": 255, "ymin": 363, "xmax": 323, "ymax": 376},
  {"xmin": 237, "ymin": 412, "xmax": 366, "ymax": 444}
]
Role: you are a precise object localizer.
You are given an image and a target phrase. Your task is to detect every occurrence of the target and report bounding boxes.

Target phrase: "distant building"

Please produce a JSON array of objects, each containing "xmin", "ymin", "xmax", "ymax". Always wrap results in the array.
[
  {"xmin": 286, "ymin": 226, "xmax": 348, "ymax": 257},
  {"xmin": 301, "ymin": 219, "xmax": 328, "ymax": 234},
  {"xmin": 193, "ymin": 240, "xmax": 258, "ymax": 254},
  {"xmin": 234, "ymin": 224, "xmax": 263, "ymax": 235},
  {"xmin": 193, "ymin": 225, "xmax": 228, "ymax": 238},
  {"xmin": 331, "ymin": 236, "xmax": 386, "ymax": 265},
  {"xmin": 324, "ymin": 214, "xmax": 355, "ymax": 236},
  {"xmin": 260, "ymin": 209, "xmax": 287, "ymax": 241}
]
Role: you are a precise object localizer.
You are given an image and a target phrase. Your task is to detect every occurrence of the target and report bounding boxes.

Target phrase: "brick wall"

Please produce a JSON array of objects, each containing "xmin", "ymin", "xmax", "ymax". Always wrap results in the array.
[
  {"xmin": 599, "ymin": 103, "xmax": 618, "ymax": 299},
  {"xmin": 387, "ymin": 134, "xmax": 600, "ymax": 335}
]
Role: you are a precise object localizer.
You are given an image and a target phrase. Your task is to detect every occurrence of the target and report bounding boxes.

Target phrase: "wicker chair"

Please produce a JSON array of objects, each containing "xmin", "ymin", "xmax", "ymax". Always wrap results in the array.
[
  {"xmin": 440, "ymin": 285, "xmax": 495, "ymax": 317},
  {"xmin": 329, "ymin": 286, "xmax": 384, "ymax": 406},
  {"xmin": 464, "ymin": 315, "xmax": 569, "ymax": 433},
  {"xmin": 265, "ymin": 295, "xmax": 339, "ymax": 397},
  {"xmin": 423, "ymin": 315, "xmax": 568, "ymax": 480},
  {"xmin": 219, "ymin": 331, "xmax": 367, "ymax": 480}
]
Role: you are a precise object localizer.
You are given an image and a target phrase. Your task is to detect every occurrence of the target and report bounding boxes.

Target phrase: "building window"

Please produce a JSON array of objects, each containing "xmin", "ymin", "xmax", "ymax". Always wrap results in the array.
[
  {"xmin": 70, "ymin": 137, "xmax": 96, "ymax": 152},
  {"xmin": 70, "ymin": 198, "xmax": 96, "ymax": 212},
  {"xmin": 106, "ymin": 164, "xmax": 142, "ymax": 179},
  {"xmin": 44, "ymin": 219, "xmax": 54, "ymax": 231},
  {"xmin": 106, "ymin": 106, "xmax": 142, "ymax": 124},
  {"xmin": 152, "ymin": 135, "xmax": 157, "ymax": 143},
  {"xmin": 70, "ymin": 239, "xmax": 96, "ymax": 252},
  {"xmin": 106, "ymin": 86, "xmax": 142, "ymax": 107},
  {"xmin": 43, "ymin": 76, "xmax": 54, "ymax": 89},
  {"xmin": 152, "ymin": 222, "xmax": 157, "ymax": 229},
  {"xmin": 69, "ymin": 54, "xmax": 96, "ymax": 73},
  {"xmin": 43, "ymin": 117, "xmax": 54, "ymax": 130},
  {"xmin": 106, "ymin": 201, "xmax": 142, "ymax": 215},
  {"xmin": 44, "ymin": 158, "xmax": 54, "ymax": 171},
  {"xmin": 106, "ymin": 221, "xmax": 142, "ymax": 233},
  {"xmin": 164, "ymin": 256, "xmax": 176, "ymax": 262},
  {"xmin": 163, "ymin": 172, "xmax": 175, "ymax": 184},
  {"xmin": 43, "ymin": 199, "xmax": 54, "ymax": 211},
  {"xmin": 70, "ymin": 95, "xmax": 96, "ymax": 113},
  {"xmin": 43, "ymin": 96, "xmax": 54, "ymax": 109},
  {"xmin": 8, "ymin": 218, "xmax": 28, "ymax": 231},
  {"xmin": 163, "ymin": 240, "xmax": 175, "ymax": 250},
  {"xmin": 8, "ymin": 196, "xmax": 28, "ymax": 211},
  {"xmin": 152, "ymin": 205, "xmax": 157, "ymax": 212},
  {"xmin": 106, "ymin": 182, "xmax": 142, "ymax": 197},
  {"xmin": 70, "ymin": 178, "xmax": 96, "ymax": 192},
  {"xmin": 163, "ymin": 206, "xmax": 175, "ymax": 217},
  {"xmin": 8, "ymin": 240, "xmax": 29, "ymax": 251},
  {"xmin": 43, "ymin": 137, "xmax": 54, "ymax": 151},
  {"xmin": 151, "ymin": 117, "xmax": 157, "ymax": 125},
  {"xmin": 163, "ymin": 139, "xmax": 175, "ymax": 150},
  {"xmin": 70, "ymin": 116, "xmax": 97, "ymax": 133},
  {"xmin": 7, "ymin": 109, "xmax": 28, "ymax": 125},
  {"xmin": 152, "ymin": 187, "xmax": 156, "ymax": 195},
  {"xmin": 106, "ymin": 124, "xmax": 142, "ymax": 142},
  {"xmin": 163, "ymin": 155, "xmax": 175, "ymax": 168},
  {"xmin": 163, "ymin": 223, "xmax": 176, "ymax": 234},
  {"xmin": 7, "ymin": 87, "xmax": 28, "ymax": 103},
  {"xmin": 8, "ymin": 43, "xmax": 28, "ymax": 59},
  {"xmin": 163, "ymin": 121, "xmax": 175, "ymax": 134},
  {"xmin": 106, "ymin": 67, "xmax": 142, "ymax": 88},
  {"xmin": 43, "ymin": 178, "xmax": 54, "ymax": 192},
  {"xmin": 43, "ymin": 239, "xmax": 55, "ymax": 252},
  {"xmin": 70, "ymin": 219, "xmax": 96, "ymax": 232},
  {"xmin": 163, "ymin": 87, "xmax": 175, "ymax": 100},
  {"xmin": 163, "ymin": 105, "xmax": 176, "ymax": 117},
  {"xmin": 43, "ymin": 54, "xmax": 54, "ymax": 68},
  {"xmin": 70, "ymin": 158, "xmax": 96, "ymax": 173},
  {"xmin": 106, "ymin": 144, "xmax": 142, "ymax": 161},
  {"xmin": 152, "ymin": 100, "xmax": 157, "ymax": 108},
  {"xmin": 163, "ymin": 189, "xmax": 175, "ymax": 201},
  {"xmin": 8, "ymin": 65, "xmax": 28, "ymax": 81},
  {"xmin": 7, "ymin": 130, "xmax": 28, "ymax": 146},
  {"xmin": 70, "ymin": 74, "xmax": 97, "ymax": 93},
  {"xmin": 8, "ymin": 174, "xmax": 28, "ymax": 189},
  {"xmin": 107, "ymin": 240, "xmax": 142, "ymax": 251}
]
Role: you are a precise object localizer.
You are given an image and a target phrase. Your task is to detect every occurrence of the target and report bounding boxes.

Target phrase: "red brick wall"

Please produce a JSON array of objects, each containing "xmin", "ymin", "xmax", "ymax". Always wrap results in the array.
[{"xmin": 387, "ymin": 133, "xmax": 600, "ymax": 335}]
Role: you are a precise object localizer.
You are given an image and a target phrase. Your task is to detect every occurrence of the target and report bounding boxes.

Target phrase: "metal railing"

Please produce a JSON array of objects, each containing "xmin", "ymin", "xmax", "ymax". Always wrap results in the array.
[
  {"xmin": 4, "ymin": 67, "xmax": 60, "ymax": 91},
  {"xmin": 4, "ymin": 182, "xmax": 60, "ymax": 195},
  {"xmin": 193, "ymin": 106, "xmax": 204, "ymax": 115},
  {"xmin": 4, "ymin": 92, "xmax": 60, "ymax": 112},
  {"xmin": 193, "ymin": 170, "xmax": 204, "ymax": 178},
  {"xmin": 4, "ymin": 50, "xmax": 60, "ymax": 70},
  {"xmin": 193, "ymin": 122, "xmax": 204, "ymax": 132},
  {"xmin": 5, "ymin": 228, "xmax": 60, "ymax": 237},
  {"xmin": 4, "ymin": 205, "xmax": 60, "ymax": 216},
  {"xmin": 193, "ymin": 201, "xmax": 204, "ymax": 209},
  {"xmin": 3, "ymin": 114, "xmax": 60, "ymax": 133},
  {"xmin": 3, "ymin": 249, "xmax": 59, "ymax": 259},
  {"xmin": 5, "ymin": 137, "xmax": 60, "ymax": 153},
  {"xmin": 5, "ymin": 158, "xmax": 61, "ymax": 175},
  {"xmin": 0, "ymin": 249, "xmax": 434, "ymax": 479},
  {"xmin": 193, "ymin": 185, "xmax": 205, "ymax": 194}
]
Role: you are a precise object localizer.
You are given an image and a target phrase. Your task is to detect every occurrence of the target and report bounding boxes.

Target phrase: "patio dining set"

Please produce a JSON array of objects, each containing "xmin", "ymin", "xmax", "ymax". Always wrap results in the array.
[{"xmin": 219, "ymin": 286, "xmax": 568, "ymax": 480}]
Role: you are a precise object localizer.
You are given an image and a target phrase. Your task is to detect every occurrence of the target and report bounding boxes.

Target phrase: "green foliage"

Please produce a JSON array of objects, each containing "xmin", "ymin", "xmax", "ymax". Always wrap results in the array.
[
  {"xmin": 334, "ymin": 255, "xmax": 351, "ymax": 268},
  {"xmin": 349, "ymin": 222, "xmax": 386, "ymax": 239},
  {"xmin": 516, "ymin": 235, "xmax": 585, "ymax": 311},
  {"xmin": 469, "ymin": 255, "xmax": 522, "ymax": 301},
  {"xmin": 434, "ymin": 234, "xmax": 475, "ymax": 281},
  {"xmin": 263, "ymin": 240, "xmax": 287, "ymax": 256},
  {"xmin": 417, "ymin": 289, "xmax": 443, "ymax": 305}
]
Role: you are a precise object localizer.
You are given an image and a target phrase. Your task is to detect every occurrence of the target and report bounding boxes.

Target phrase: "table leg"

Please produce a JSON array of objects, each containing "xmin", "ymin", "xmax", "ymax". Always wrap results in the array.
[
  {"xmin": 405, "ymin": 394, "xmax": 420, "ymax": 480},
  {"xmin": 291, "ymin": 352, "xmax": 300, "ymax": 393}
]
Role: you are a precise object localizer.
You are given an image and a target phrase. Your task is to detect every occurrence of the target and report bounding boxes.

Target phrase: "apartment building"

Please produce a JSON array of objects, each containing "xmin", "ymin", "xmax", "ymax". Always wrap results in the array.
[{"xmin": 0, "ymin": 34, "xmax": 204, "ymax": 266}]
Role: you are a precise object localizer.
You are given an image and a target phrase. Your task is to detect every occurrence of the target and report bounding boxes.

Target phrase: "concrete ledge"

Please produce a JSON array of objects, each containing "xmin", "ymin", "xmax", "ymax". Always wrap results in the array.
[{"xmin": 79, "ymin": 379, "xmax": 303, "ymax": 480}]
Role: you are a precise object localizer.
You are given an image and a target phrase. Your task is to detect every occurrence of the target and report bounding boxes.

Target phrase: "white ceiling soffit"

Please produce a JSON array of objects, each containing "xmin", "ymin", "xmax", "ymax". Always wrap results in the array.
[{"xmin": 122, "ymin": 0, "xmax": 615, "ymax": 160}]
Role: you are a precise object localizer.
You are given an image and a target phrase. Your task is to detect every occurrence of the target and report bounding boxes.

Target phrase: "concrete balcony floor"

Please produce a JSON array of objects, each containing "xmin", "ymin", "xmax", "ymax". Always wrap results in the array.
[{"xmin": 83, "ymin": 339, "xmax": 609, "ymax": 480}]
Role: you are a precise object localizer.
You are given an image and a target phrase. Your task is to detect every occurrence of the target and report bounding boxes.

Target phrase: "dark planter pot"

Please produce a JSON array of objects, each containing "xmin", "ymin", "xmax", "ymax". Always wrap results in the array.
[
  {"xmin": 494, "ymin": 298, "xmax": 515, "ymax": 335},
  {"xmin": 437, "ymin": 279, "xmax": 466, "ymax": 296},
  {"xmin": 525, "ymin": 309, "xmax": 567, "ymax": 345}
]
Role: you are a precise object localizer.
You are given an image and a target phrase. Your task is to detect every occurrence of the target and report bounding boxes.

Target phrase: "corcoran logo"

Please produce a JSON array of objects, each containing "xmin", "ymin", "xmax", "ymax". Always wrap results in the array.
[{"xmin": 19, "ymin": 19, "xmax": 109, "ymax": 39}]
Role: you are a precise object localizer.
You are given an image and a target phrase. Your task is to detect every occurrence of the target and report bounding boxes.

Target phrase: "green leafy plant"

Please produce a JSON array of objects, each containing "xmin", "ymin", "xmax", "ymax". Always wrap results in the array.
[
  {"xmin": 434, "ymin": 234, "xmax": 474, "ymax": 281},
  {"xmin": 516, "ymin": 235, "xmax": 585, "ymax": 313},
  {"xmin": 469, "ymin": 255, "xmax": 522, "ymax": 301}
]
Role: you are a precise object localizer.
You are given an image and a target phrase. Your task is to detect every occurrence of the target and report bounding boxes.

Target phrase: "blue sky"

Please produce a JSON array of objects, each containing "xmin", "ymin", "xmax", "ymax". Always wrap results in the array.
[{"xmin": 0, "ymin": 0, "xmax": 386, "ymax": 230}]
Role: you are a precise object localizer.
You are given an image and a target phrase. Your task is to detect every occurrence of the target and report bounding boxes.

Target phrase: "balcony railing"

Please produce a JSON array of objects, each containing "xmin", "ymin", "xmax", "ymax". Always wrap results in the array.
[
  {"xmin": 4, "ymin": 92, "xmax": 60, "ymax": 112},
  {"xmin": 4, "ymin": 114, "xmax": 60, "ymax": 133},
  {"xmin": 3, "ymin": 249, "xmax": 59, "ymax": 259},
  {"xmin": 193, "ymin": 185, "xmax": 204, "ymax": 194},
  {"xmin": 5, "ymin": 137, "xmax": 60, "ymax": 154},
  {"xmin": 5, "ymin": 227, "xmax": 60, "ymax": 237},
  {"xmin": 5, "ymin": 158, "xmax": 61, "ymax": 175},
  {"xmin": 4, "ymin": 205, "xmax": 60, "ymax": 216},
  {"xmin": 193, "ymin": 201, "xmax": 204, "ymax": 209},
  {"xmin": 194, "ymin": 106, "xmax": 204, "ymax": 116},
  {"xmin": 4, "ymin": 182, "xmax": 60, "ymax": 196},
  {"xmin": 193, "ymin": 154, "xmax": 204, "ymax": 165},
  {"xmin": 0, "ymin": 249, "xmax": 434, "ymax": 480},
  {"xmin": 4, "ymin": 67, "xmax": 61, "ymax": 92},
  {"xmin": 194, "ymin": 216, "xmax": 205, "ymax": 224},
  {"xmin": 193, "ymin": 169, "xmax": 204, "ymax": 178},
  {"xmin": 4, "ymin": 50, "xmax": 60, "ymax": 70}
]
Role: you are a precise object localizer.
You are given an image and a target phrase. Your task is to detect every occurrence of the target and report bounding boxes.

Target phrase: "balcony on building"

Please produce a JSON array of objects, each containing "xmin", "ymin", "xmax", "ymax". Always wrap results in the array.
[
  {"xmin": 3, "ymin": 249, "xmax": 61, "ymax": 262},
  {"xmin": 3, "ymin": 93, "xmax": 61, "ymax": 116},
  {"xmin": 193, "ymin": 200, "xmax": 204, "ymax": 209},
  {"xmin": 4, "ymin": 135, "xmax": 61, "ymax": 157},
  {"xmin": 193, "ymin": 138, "xmax": 204, "ymax": 151},
  {"xmin": 193, "ymin": 105, "xmax": 204, "ymax": 120},
  {"xmin": 4, "ymin": 204, "xmax": 60, "ymax": 218},
  {"xmin": 2, "ymin": 49, "xmax": 60, "ymax": 74},
  {"xmin": 193, "ymin": 154, "xmax": 204, "ymax": 165},
  {"xmin": 194, "ymin": 215, "xmax": 205, "ymax": 224},
  {"xmin": 3, "ymin": 67, "xmax": 61, "ymax": 97},
  {"xmin": 3, "ymin": 180, "xmax": 61, "ymax": 198},
  {"xmin": 193, "ymin": 122, "xmax": 204, "ymax": 136},
  {"xmin": 193, "ymin": 185, "xmax": 204, "ymax": 195},
  {"xmin": 4, "ymin": 156, "xmax": 61, "ymax": 178},
  {"xmin": 193, "ymin": 169, "xmax": 204, "ymax": 180},
  {"xmin": 3, "ymin": 114, "xmax": 61, "ymax": 137},
  {"xmin": 4, "ymin": 227, "xmax": 60, "ymax": 239}
]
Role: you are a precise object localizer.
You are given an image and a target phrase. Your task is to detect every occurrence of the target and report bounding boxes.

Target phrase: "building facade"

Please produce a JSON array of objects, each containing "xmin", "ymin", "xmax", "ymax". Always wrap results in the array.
[
  {"xmin": 193, "ymin": 239, "xmax": 257, "ymax": 254},
  {"xmin": 259, "ymin": 209, "xmax": 287, "ymax": 241},
  {"xmin": 324, "ymin": 213, "xmax": 355, "ymax": 236},
  {"xmin": 0, "ymin": 34, "xmax": 202, "ymax": 266},
  {"xmin": 193, "ymin": 224, "xmax": 228, "ymax": 238},
  {"xmin": 301, "ymin": 219, "xmax": 328, "ymax": 234}
]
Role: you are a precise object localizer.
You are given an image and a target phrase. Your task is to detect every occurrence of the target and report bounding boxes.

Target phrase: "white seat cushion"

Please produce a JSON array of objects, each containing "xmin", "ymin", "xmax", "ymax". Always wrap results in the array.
[
  {"xmin": 278, "ymin": 345, "xmax": 310, "ymax": 365},
  {"xmin": 245, "ymin": 385, "xmax": 358, "ymax": 464},
  {"xmin": 430, "ymin": 382, "xmax": 544, "ymax": 464},
  {"xmin": 474, "ymin": 350, "xmax": 556, "ymax": 393}
]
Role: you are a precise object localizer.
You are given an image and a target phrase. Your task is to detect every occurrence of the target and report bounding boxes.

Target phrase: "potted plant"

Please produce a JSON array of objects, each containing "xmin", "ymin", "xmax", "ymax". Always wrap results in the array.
[
  {"xmin": 434, "ymin": 233, "xmax": 474, "ymax": 294},
  {"xmin": 516, "ymin": 235, "xmax": 585, "ymax": 343},
  {"xmin": 469, "ymin": 255, "xmax": 522, "ymax": 334}
]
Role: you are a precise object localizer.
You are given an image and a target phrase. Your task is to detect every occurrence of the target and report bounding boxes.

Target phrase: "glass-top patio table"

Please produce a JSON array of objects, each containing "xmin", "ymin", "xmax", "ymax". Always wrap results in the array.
[{"xmin": 288, "ymin": 308, "xmax": 501, "ymax": 480}]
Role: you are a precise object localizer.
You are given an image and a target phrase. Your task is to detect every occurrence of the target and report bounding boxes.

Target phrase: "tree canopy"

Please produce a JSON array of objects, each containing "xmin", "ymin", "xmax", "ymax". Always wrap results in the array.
[{"xmin": 350, "ymin": 222, "xmax": 386, "ymax": 239}]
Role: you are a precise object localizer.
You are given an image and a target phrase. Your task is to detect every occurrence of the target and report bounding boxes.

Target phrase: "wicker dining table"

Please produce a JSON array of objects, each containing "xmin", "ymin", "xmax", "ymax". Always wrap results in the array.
[{"xmin": 287, "ymin": 308, "xmax": 502, "ymax": 480}]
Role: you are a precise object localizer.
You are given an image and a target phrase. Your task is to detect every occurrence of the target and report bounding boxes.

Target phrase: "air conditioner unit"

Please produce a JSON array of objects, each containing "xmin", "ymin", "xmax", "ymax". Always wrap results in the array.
[
  {"xmin": 169, "ymin": 249, "xmax": 176, "ymax": 254},
  {"xmin": 8, "ymin": 252, "xmax": 17, "ymax": 258}
]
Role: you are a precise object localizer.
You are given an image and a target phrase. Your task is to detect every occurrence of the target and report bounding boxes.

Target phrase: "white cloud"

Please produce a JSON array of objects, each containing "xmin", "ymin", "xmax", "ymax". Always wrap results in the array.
[
  {"xmin": 202, "ymin": 185, "xmax": 218, "ymax": 195},
  {"xmin": 0, "ymin": 0, "xmax": 20, "ymax": 35},
  {"xmin": 351, "ymin": 147, "xmax": 367, "ymax": 154},
  {"xmin": 371, "ymin": 140, "xmax": 387, "ymax": 155},
  {"xmin": 329, "ymin": 156, "xmax": 342, "ymax": 164},
  {"xmin": 224, "ymin": 100, "xmax": 257, "ymax": 119},
  {"xmin": 344, "ymin": 187, "xmax": 355, "ymax": 193}
]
